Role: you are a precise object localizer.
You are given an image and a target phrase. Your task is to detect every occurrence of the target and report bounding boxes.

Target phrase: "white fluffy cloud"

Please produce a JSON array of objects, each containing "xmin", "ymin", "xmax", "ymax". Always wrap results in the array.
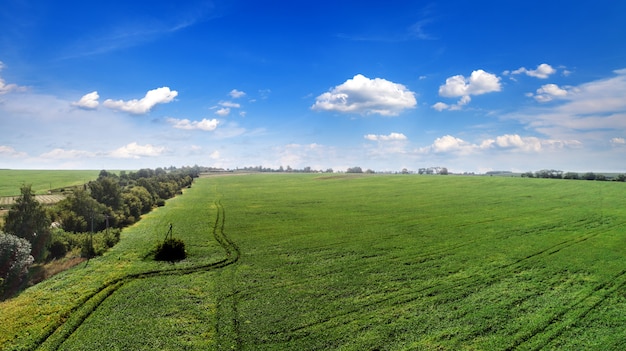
[
  {"xmin": 229, "ymin": 89, "xmax": 246, "ymax": 98},
  {"xmin": 420, "ymin": 133, "xmax": 581, "ymax": 156},
  {"xmin": 72, "ymin": 91, "xmax": 100, "ymax": 109},
  {"xmin": 434, "ymin": 70, "xmax": 500, "ymax": 111},
  {"xmin": 364, "ymin": 132, "xmax": 407, "ymax": 141},
  {"xmin": 511, "ymin": 63, "xmax": 556, "ymax": 79},
  {"xmin": 167, "ymin": 117, "xmax": 219, "ymax": 131},
  {"xmin": 311, "ymin": 74, "xmax": 417, "ymax": 116},
  {"xmin": 109, "ymin": 142, "xmax": 166, "ymax": 158},
  {"xmin": 438, "ymin": 70, "xmax": 501, "ymax": 97},
  {"xmin": 103, "ymin": 87, "xmax": 178, "ymax": 114},
  {"xmin": 429, "ymin": 135, "xmax": 476, "ymax": 154},
  {"xmin": 533, "ymin": 84, "xmax": 569, "ymax": 102}
]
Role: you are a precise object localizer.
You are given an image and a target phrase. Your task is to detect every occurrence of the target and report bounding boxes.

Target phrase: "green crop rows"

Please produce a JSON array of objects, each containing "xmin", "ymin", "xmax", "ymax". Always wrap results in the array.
[{"xmin": 2, "ymin": 174, "xmax": 626, "ymax": 350}]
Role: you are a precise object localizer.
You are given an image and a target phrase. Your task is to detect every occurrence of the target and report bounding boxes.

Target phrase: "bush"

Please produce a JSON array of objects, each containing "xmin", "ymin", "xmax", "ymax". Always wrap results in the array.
[
  {"xmin": 47, "ymin": 239, "xmax": 67, "ymax": 260},
  {"xmin": 154, "ymin": 238, "xmax": 187, "ymax": 262},
  {"xmin": 0, "ymin": 232, "xmax": 34, "ymax": 296}
]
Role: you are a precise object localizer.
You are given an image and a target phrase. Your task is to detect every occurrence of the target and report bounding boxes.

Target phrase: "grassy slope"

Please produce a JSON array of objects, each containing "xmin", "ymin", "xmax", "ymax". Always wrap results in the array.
[
  {"xmin": 2, "ymin": 174, "xmax": 626, "ymax": 350},
  {"xmin": 0, "ymin": 170, "xmax": 102, "ymax": 196}
]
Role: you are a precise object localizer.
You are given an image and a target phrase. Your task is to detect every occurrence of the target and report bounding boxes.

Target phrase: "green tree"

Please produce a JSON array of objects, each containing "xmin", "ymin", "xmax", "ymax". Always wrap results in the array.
[
  {"xmin": 56, "ymin": 189, "xmax": 109, "ymax": 233},
  {"xmin": 88, "ymin": 175, "xmax": 122, "ymax": 210},
  {"xmin": 3, "ymin": 185, "xmax": 51, "ymax": 261}
]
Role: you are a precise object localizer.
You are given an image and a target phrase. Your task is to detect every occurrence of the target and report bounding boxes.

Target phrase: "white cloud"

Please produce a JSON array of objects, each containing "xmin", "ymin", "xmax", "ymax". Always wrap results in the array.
[
  {"xmin": 435, "ymin": 70, "xmax": 500, "ymax": 110},
  {"xmin": 167, "ymin": 117, "xmax": 219, "ymax": 131},
  {"xmin": 103, "ymin": 87, "xmax": 178, "ymax": 114},
  {"xmin": 209, "ymin": 150, "xmax": 220, "ymax": 159},
  {"xmin": 420, "ymin": 134, "xmax": 581, "ymax": 156},
  {"xmin": 533, "ymin": 83, "xmax": 569, "ymax": 102},
  {"xmin": 439, "ymin": 69, "xmax": 501, "ymax": 98},
  {"xmin": 504, "ymin": 69, "xmax": 626, "ymax": 144},
  {"xmin": 0, "ymin": 145, "xmax": 28, "ymax": 158},
  {"xmin": 229, "ymin": 89, "xmax": 246, "ymax": 99},
  {"xmin": 219, "ymin": 101, "xmax": 241, "ymax": 108},
  {"xmin": 0, "ymin": 61, "xmax": 27, "ymax": 95},
  {"xmin": 610, "ymin": 137, "xmax": 625, "ymax": 146},
  {"xmin": 432, "ymin": 95, "xmax": 471, "ymax": 111},
  {"xmin": 39, "ymin": 148, "xmax": 95, "ymax": 159},
  {"xmin": 364, "ymin": 132, "xmax": 407, "ymax": 141},
  {"xmin": 215, "ymin": 107, "xmax": 230, "ymax": 116},
  {"xmin": 72, "ymin": 91, "xmax": 100, "ymax": 109},
  {"xmin": 311, "ymin": 74, "xmax": 417, "ymax": 116},
  {"xmin": 429, "ymin": 135, "xmax": 476, "ymax": 154},
  {"xmin": 109, "ymin": 142, "xmax": 166, "ymax": 158},
  {"xmin": 511, "ymin": 63, "xmax": 556, "ymax": 79},
  {"xmin": 431, "ymin": 102, "xmax": 449, "ymax": 112}
]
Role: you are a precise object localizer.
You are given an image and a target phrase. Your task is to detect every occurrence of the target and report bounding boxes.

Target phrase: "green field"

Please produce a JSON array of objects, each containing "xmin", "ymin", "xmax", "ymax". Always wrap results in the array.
[
  {"xmin": 2, "ymin": 174, "xmax": 626, "ymax": 350},
  {"xmin": 0, "ymin": 170, "xmax": 102, "ymax": 197}
]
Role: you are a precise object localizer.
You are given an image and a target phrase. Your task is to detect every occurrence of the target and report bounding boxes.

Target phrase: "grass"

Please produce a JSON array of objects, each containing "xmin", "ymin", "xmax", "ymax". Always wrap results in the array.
[
  {"xmin": 0, "ymin": 170, "xmax": 102, "ymax": 197},
  {"xmin": 1, "ymin": 174, "xmax": 626, "ymax": 350}
]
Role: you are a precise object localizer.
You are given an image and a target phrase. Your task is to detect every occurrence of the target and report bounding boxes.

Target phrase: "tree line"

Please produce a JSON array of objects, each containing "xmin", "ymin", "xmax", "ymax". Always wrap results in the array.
[
  {"xmin": 522, "ymin": 169, "xmax": 626, "ymax": 181},
  {"xmin": 1, "ymin": 167, "xmax": 199, "ymax": 298}
]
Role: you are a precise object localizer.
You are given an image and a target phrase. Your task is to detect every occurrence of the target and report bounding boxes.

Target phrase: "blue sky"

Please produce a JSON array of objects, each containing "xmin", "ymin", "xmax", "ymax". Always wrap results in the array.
[{"xmin": 1, "ymin": 0, "xmax": 625, "ymax": 173}]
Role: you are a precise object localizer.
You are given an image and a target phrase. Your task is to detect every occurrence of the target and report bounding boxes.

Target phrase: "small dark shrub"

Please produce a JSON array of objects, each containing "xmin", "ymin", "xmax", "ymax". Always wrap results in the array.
[
  {"xmin": 154, "ymin": 238, "xmax": 186, "ymax": 262},
  {"xmin": 47, "ymin": 240, "xmax": 67, "ymax": 260}
]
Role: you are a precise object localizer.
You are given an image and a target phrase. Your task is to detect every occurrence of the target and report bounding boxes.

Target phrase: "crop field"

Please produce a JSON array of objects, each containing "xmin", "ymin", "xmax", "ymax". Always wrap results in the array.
[
  {"xmin": 1, "ymin": 174, "xmax": 626, "ymax": 350},
  {"xmin": 0, "ymin": 170, "xmax": 101, "ymax": 197}
]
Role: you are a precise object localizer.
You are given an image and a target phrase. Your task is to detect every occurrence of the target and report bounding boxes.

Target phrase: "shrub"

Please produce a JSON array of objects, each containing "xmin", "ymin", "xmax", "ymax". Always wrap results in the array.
[
  {"xmin": 47, "ymin": 239, "xmax": 67, "ymax": 260},
  {"xmin": 154, "ymin": 238, "xmax": 187, "ymax": 262},
  {"xmin": 0, "ymin": 232, "xmax": 34, "ymax": 296}
]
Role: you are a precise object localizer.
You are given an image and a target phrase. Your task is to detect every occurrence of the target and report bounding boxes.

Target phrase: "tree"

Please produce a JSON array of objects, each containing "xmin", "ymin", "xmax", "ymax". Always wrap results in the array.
[
  {"xmin": 56, "ymin": 189, "xmax": 109, "ymax": 233},
  {"xmin": 0, "ymin": 231, "xmax": 34, "ymax": 296},
  {"xmin": 3, "ymin": 185, "xmax": 51, "ymax": 261},
  {"xmin": 88, "ymin": 175, "xmax": 122, "ymax": 210},
  {"xmin": 563, "ymin": 172, "xmax": 579, "ymax": 180},
  {"xmin": 346, "ymin": 166, "xmax": 363, "ymax": 173}
]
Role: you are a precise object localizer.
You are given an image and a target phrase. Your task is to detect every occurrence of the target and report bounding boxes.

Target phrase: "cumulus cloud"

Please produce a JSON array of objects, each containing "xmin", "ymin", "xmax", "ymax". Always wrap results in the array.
[
  {"xmin": 103, "ymin": 87, "xmax": 178, "ymax": 114},
  {"xmin": 311, "ymin": 74, "xmax": 417, "ymax": 116},
  {"xmin": 429, "ymin": 135, "xmax": 476, "ymax": 154},
  {"xmin": 364, "ymin": 132, "xmax": 407, "ymax": 141},
  {"xmin": 167, "ymin": 117, "xmax": 219, "ymax": 131},
  {"xmin": 72, "ymin": 91, "xmax": 100, "ymax": 109},
  {"xmin": 434, "ymin": 70, "xmax": 500, "ymax": 110},
  {"xmin": 533, "ymin": 84, "xmax": 569, "ymax": 102},
  {"xmin": 432, "ymin": 95, "xmax": 471, "ymax": 111},
  {"xmin": 109, "ymin": 142, "xmax": 166, "ymax": 158},
  {"xmin": 420, "ymin": 133, "xmax": 581, "ymax": 156},
  {"xmin": 511, "ymin": 63, "xmax": 556, "ymax": 79},
  {"xmin": 229, "ymin": 89, "xmax": 246, "ymax": 99},
  {"xmin": 439, "ymin": 70, "xmax": 501, "ymax": 97}
]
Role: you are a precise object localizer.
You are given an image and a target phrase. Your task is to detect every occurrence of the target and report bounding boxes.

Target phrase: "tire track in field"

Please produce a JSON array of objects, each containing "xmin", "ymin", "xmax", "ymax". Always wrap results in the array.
[
  {"xmin": 279, "ymin": 216, "xmax": 619, "ymax": 341},
  {"xmin": 506, "ymin": 269, "xmax": 626, "ymax": 351},
  {"xmin": 33, "ymin": 198, "xmax": 239, "ymax": 351}
]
